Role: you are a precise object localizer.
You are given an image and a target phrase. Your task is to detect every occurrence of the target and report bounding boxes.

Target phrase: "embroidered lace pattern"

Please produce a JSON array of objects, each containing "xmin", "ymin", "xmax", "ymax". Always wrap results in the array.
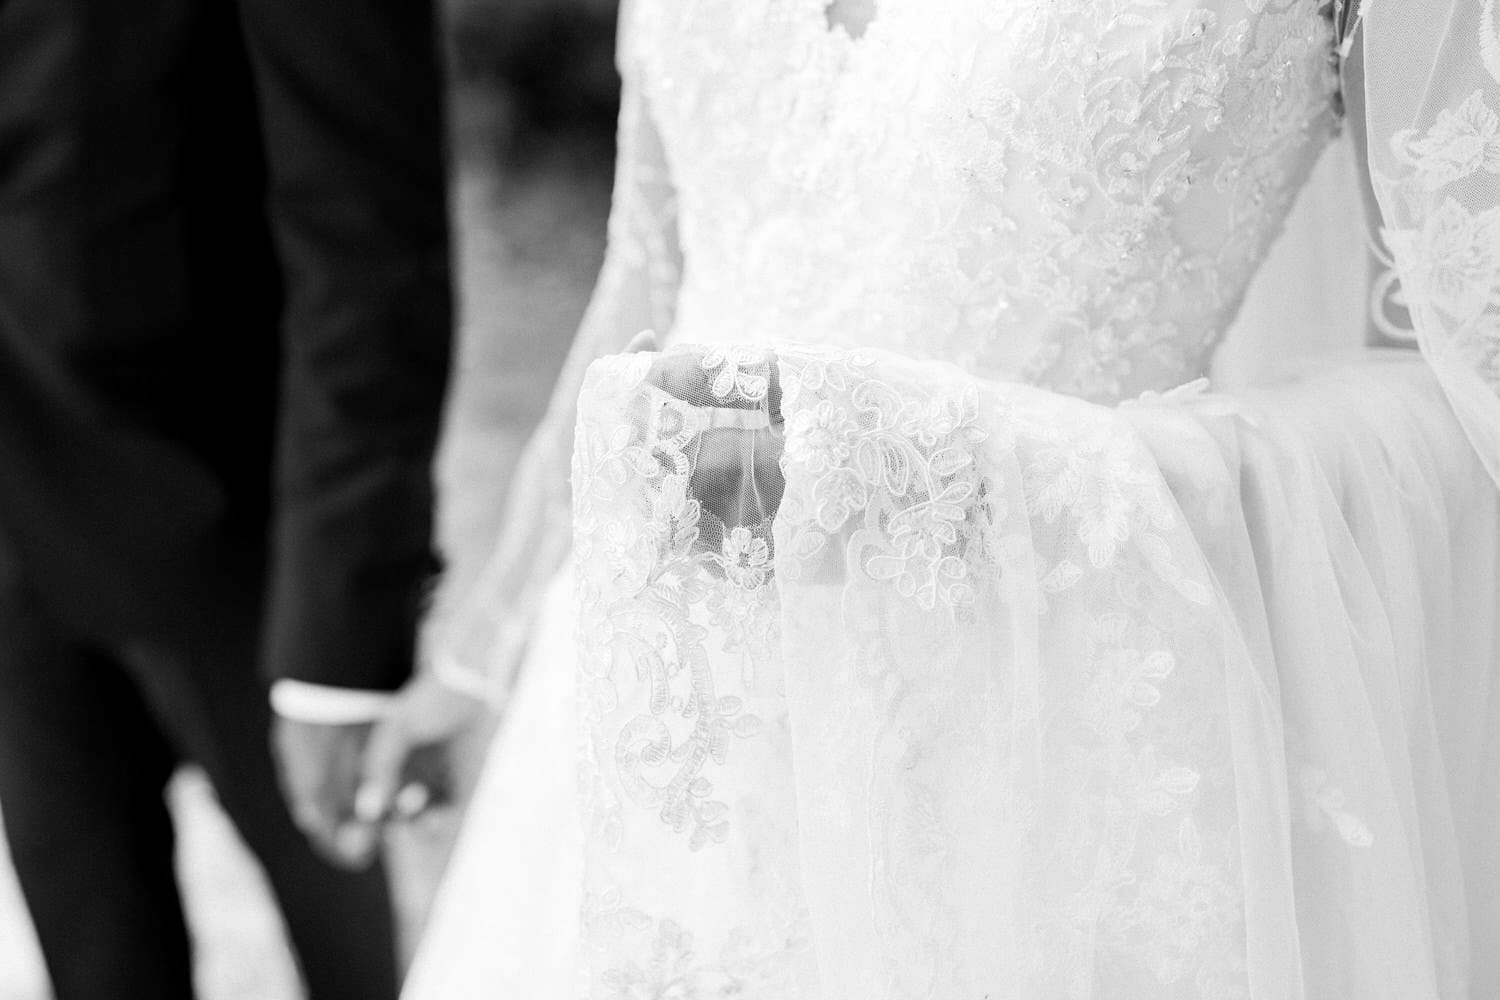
[
  {"xmin": 1361, "ymin": 0, "xmax": 1500, "ymax": 483},
  {"xmin": 631, "ymin": 0, "xmax": 1339, "ymax": 403}
]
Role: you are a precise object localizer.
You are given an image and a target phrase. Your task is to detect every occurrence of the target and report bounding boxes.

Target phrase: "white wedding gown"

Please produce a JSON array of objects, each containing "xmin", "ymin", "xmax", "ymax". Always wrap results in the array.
[{"xmin": 405, "ymin": 1, "xmax": 1500, "ymax": 996}]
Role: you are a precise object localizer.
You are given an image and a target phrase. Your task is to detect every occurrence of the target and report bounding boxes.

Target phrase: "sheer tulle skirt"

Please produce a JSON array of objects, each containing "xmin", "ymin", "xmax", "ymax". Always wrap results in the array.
[
  {"xmin": 406, "ymin": 351, "xmax": 1499, "ymax": 999},
  {"xmin": 400, "ymin": 572, "xmax": 583, "ymax": 999}
]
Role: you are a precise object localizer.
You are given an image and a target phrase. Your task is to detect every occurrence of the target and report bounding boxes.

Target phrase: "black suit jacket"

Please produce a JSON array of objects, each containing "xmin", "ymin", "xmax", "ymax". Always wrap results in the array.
[{"xmin": 0, "ymin": 0, "xmax": 453, "ymax": 691}]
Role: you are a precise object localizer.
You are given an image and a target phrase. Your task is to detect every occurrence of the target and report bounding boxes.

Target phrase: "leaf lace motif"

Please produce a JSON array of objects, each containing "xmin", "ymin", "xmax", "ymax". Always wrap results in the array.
[
  {"xmin": 774, "ymin": 352, "xmax": 1248, "ymax": 995},
  {"xmin": 573, "ymin": 346, "xmax": 1312, "ymax": 997},
  {"xmin": 1381, "ymin": 89, "xmax": 1500, "ymax": 390}
]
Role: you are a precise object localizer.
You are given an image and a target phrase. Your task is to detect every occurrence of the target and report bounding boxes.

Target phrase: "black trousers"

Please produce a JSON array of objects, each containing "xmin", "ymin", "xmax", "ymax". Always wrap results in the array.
[{"xmin": 0, "ymin": 579, "xmax": 400, "ymax": 1000}]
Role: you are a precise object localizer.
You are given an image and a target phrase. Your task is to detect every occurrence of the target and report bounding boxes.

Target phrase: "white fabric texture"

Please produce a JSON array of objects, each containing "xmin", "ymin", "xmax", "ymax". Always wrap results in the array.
[
  {"xmin": 408, "ymin": 1, "xmax": 1500, "ymax": 997},
  {"xmin": 401, "ymin": 574, "xmax": 583, "ymax": 996},
  {"xmin": 1214, "ymin": 133, "xmax": 1371, "ymax": 385}
]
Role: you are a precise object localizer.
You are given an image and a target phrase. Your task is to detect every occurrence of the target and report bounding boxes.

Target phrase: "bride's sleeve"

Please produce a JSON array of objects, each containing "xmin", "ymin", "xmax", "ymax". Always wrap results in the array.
[
  {"xmin": 1348, "ymin": 0, "xmax": 1500, "ymax": 484},
  {"xmin": 429, "ymin": 6, "xmax": 681, "ymax": 701}
]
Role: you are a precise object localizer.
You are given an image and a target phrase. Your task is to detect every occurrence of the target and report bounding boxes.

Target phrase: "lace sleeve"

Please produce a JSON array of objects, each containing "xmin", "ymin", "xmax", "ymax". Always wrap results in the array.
[
  {"xmin": 1349, "ymin": 0, "xmax": 1500, "ymax": 484},
  {"xmin": 431, "ymin": 4, "xmax": 681, "ymax": 701}
]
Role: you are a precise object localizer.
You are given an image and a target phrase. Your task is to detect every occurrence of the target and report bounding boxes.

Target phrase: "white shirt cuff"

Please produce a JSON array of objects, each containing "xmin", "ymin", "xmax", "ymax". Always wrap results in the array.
[{"xmin": 269, "ymin": 680, "xmax": 396, "ymax": 725}]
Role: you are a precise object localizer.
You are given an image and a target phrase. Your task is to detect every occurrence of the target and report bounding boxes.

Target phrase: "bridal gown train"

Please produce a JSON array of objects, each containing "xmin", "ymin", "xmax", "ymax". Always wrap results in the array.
[{"xmin": 405, "ymin": 0, "xmax": 1500, "ymax": 996}]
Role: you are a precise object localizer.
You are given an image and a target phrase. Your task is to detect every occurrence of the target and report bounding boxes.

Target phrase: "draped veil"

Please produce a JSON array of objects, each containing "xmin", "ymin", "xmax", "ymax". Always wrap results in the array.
[{"xmin": 1356, "ymin": 0, "xmax": 1500, "ymax": 483}]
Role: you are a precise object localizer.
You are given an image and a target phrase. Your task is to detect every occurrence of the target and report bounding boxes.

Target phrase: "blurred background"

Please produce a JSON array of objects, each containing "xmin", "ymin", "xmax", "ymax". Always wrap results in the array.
[{"xmin": 0, "ymin": 1, "xmax": 621, "ymax": 996}]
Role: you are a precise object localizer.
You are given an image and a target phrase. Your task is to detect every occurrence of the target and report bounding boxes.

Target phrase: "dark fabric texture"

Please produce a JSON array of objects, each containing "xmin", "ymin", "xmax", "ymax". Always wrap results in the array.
[
  {"xmin": 0, "ymin": 0, "xmax": 453, "ymax": 691},
  {"xmin": 0, "ymin": 581, "xmax": 401, "ymax": 1000}
]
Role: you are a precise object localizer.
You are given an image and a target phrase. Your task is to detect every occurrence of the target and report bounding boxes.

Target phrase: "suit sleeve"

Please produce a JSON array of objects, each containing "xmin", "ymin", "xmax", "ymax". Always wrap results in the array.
[{"xmin": 239, "ymin": 0, "xmax": 454, "ymax": 690}]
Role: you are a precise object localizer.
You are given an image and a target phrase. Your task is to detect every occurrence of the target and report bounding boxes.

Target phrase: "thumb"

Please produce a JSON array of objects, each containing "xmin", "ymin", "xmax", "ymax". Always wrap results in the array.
[
  {"xmin": 624, "ymin": 329, "xmax": 659, "ymax": 353},
  {"xmin": 354, "ymin": 714, "xmax": 410, "ymax": 825}
]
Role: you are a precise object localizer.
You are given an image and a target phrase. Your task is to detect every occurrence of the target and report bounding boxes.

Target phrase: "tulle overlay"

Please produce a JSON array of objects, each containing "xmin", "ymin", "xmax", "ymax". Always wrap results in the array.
[{"xmin": 571, "ymin": 346, "xmax": 1499, "ymax": 999}]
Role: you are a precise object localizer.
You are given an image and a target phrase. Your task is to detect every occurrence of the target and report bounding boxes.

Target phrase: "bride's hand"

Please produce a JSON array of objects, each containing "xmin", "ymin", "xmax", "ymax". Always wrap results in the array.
[
  {"xmin": 343, "ymin": 337, "xmax": 681, "ymax": 832},
  {"xmin": 353, "ymin": 669, "xmax": 487, "ymax": 829},
  {"xmin": 634, "ymin": 343, "xmax": 787, "ymax": 525}
]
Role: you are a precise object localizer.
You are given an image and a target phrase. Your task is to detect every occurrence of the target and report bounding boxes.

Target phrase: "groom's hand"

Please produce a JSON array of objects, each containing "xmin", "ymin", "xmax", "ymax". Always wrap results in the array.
[{"xmin": 272, "ymin": 719, "xmax": 382, "ymax": 870}]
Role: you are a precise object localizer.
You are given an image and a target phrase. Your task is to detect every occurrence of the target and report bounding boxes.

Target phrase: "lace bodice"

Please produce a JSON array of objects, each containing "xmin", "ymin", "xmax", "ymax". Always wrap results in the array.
[{"xmin": 630, "ymin": 0, "xmax": 1340, "ymax": 402}]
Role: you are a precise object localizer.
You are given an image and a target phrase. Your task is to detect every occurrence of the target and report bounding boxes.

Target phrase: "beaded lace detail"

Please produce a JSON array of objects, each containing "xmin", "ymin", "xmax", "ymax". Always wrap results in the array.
[{"xmin": 631, "ymin": 0, "xmax": 1339, "ymax": 402}]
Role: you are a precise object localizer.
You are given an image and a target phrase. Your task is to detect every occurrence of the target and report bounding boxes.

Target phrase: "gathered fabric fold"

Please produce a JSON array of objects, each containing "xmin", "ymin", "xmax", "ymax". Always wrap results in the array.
[{"xmin": 574, "ymin": 344, "xmax": 1499, "ymax": 999}]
